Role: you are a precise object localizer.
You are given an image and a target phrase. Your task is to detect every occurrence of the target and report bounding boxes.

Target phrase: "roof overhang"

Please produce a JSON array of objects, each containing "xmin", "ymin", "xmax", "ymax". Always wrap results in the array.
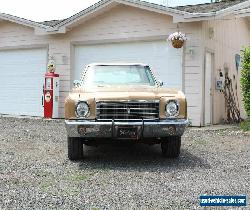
[
  {"xmin": 235, "ymin": 7, "xmax": 250, "ymax": 17},
  {"xmin": 41, "ymin": 0, "xmax": 189, "ymax": 35},
  {"xmin": 175, "ymin": 0, "xmax": 250, "ymax": 22},
  {"xmin": 2, "ymin": 0, "xmax": 250, "ymax": 35},
  {"xmin": 39, "ymin": 0, "xmax": 250, "ymax": 34},
  {"xmin": 234, "ymin": 7, "xmax": 250, "ymax": 26},
  {"xmin": 0, "ymin": 12, "xmax": 49, "ymax": 29}
]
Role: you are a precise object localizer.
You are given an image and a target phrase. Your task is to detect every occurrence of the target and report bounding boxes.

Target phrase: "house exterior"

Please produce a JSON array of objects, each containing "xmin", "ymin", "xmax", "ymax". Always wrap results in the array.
[{"xmin": 0, "ymin": 0, "xmax": 249, "ymax": 126}]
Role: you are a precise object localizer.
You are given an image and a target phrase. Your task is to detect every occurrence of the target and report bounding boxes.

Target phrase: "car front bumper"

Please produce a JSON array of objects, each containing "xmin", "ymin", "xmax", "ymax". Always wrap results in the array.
[{"xmin": 65, "ymin": 119, "xmax": 189, "ymax": 139}]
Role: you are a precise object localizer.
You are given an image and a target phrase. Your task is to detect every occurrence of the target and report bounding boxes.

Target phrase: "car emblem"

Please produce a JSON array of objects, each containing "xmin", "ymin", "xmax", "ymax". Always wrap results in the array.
[{"xmin": 127, "ymin": 108, "xmax": 131, "ymax": 114}]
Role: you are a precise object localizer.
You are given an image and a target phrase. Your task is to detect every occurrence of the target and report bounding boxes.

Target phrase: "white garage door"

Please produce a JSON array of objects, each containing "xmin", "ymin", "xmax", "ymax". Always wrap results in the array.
[
  {"xmin": 74, "ymin": 40, "xmax": 183, "ymax": 89},
  {"xmin": 0, "ymin": 48, "xmax": 47, "ymax": 116}
]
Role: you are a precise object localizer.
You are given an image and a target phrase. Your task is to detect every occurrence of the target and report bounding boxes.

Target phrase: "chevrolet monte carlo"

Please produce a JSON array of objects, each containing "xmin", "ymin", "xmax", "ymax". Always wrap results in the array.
[{"xmin": 65, "ymin": 63, "xmax": 188, "ymax": 160}]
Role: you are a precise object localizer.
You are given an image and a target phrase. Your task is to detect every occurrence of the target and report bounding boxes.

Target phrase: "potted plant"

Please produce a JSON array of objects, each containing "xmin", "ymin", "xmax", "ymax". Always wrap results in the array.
[{"xmin": 167, "ymin": 32, "xmax": 187, "ymax": 48}]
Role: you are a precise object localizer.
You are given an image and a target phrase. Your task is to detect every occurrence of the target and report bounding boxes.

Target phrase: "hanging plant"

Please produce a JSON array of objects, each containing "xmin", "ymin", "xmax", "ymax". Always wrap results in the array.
[{"xmin": 167, "ymin": 32, "xmax": 187, "ymax": 49}]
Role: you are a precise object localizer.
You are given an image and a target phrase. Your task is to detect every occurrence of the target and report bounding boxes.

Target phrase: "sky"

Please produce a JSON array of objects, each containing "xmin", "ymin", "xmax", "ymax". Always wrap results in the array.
[{"xmin": 0, "ymin": 0, "xmax": 211, "ymax": 22}]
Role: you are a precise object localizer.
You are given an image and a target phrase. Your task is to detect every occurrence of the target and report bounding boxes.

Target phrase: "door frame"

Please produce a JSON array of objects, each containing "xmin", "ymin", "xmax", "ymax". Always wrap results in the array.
[{"xmin": 203, "ymin": 49, "xmax": 214, "ymax": 126}]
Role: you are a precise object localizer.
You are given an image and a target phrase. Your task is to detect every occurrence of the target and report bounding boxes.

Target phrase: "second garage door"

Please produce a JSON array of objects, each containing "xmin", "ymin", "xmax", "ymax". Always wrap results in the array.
[
  {"xmin": 74, "ymin": 40, "xmax": 183, "ymax": 89},
  {"xmin": 0, "ymin": 48, "xmax": 47, "ymax": 116}
]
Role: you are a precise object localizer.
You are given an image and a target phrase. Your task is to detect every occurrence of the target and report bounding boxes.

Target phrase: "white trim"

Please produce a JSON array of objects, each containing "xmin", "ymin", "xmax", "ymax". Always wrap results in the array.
[
  {"xmin": 115, "ymin": 0, "xmax": 188, "ymax": 15},
  {"xmin": 0, "ymin": 44, "xmax": 49, "ymax": 52},
  {"xmin": 201, "ymin": 48, "xmax": 215, "ymax": 126},
  {"xmin": 71, "ymin": 35, "xmax": 169, "ymax": 46}
]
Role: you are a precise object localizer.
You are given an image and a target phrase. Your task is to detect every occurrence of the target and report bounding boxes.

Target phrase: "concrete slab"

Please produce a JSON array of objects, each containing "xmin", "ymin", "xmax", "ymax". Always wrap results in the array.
[{"xmin": 190, "ymin": 124, "xmax": 239, "ymax": 131}]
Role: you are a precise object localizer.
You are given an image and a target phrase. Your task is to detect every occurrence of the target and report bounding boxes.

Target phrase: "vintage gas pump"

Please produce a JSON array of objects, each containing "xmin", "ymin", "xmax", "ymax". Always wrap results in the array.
[{"xmin": 43, "ymin": 60, "xmax": 60, "ymax": 118}]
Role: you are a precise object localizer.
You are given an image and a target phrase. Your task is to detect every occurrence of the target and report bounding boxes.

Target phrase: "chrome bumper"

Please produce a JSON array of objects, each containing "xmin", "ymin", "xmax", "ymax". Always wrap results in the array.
[{"xmin": 65, "ymin": 119, "xmax": 189, "ymax": 138}]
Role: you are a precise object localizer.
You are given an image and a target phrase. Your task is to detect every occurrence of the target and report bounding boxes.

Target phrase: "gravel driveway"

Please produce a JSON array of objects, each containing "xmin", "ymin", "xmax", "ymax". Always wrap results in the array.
[{"xmin": 0, "ymin": 117, "xmax": 249, "ymax": 210}]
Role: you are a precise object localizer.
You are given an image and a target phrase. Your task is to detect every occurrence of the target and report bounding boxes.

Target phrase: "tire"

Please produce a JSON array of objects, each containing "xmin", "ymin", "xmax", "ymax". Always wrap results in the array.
[
  {"xmin": 161, "ymin": 136, "xmax": 181, "ymax": 158},
  {"xmin": 67, "ymin": 137, "xmax": 83, "ymax": 160}
]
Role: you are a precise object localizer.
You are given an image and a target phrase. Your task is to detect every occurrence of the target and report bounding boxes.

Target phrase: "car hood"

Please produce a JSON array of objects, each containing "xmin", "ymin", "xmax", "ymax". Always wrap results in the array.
[
  {"xmin": 65, "ymin": 85, "xmax": 187, "ymax": 120},
  {"xmin": 70, "ymin": 85, "xmax": 182, "ymax": 101}
]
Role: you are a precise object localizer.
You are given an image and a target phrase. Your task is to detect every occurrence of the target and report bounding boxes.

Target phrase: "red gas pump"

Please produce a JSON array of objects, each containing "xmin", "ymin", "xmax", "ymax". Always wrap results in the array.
[{"xmin": 43, "ymin": 61, "xmax": 60, "ymax": 118}]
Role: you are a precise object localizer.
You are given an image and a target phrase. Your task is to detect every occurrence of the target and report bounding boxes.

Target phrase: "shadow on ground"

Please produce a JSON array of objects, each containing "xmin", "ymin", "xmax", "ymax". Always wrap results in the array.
[{"xmin": 78, "ymin": 143, "xmax": 211, "ymax": 172}]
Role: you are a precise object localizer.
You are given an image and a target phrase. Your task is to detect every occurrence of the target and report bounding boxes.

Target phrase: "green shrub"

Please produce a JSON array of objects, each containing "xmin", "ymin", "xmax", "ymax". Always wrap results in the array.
[
  {"xmin": 240, "ymin": 119, "xmax": 250, "ymax": 131},
  {"xmin": 240, "ymin": 47, "xmax": 250, "ymax": 118}
]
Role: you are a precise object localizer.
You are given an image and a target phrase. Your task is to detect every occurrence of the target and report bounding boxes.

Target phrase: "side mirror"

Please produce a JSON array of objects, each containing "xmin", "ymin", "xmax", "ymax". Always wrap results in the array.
[
  {"xmin": 73, "ymin": 80, "xmax": 81, "ymax": 87},
  {"xmin": 159, "ymin": 80, "xmax": 164, "ymax": 86}
]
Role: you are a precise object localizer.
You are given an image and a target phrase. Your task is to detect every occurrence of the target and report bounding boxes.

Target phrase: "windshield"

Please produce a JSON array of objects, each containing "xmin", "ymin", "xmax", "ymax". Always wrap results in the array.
[{"xmin": 82, "ymin": 65, "xmax": 156, "ymax": 86}]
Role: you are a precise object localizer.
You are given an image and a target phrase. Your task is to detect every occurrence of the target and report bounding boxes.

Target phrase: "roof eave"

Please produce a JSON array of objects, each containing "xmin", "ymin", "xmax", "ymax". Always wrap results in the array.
[
  {"xmin": 34, "ymin": 26, "xmax": 66, "ymax": 35},
  {"xmin": 214, "ymin": 0, "xmax": 250, "ymax": 18},
  {"xmin": 43, "ymin": 0, "xmax": 250, "ymax": 30},
  {"xmin": 116, "ymin": 0, "xmax": 188, "ymax": 16},
  {"xmin": 175, "ymin": 1, "xmax": 250, "ymax": 23},
  {"xmin": 0, "ymin": 12, "xmax": 50, "ymax": 29},
  {"xmin": 3, "ymin": 0, "xmax": 250, "ymax": 34},
  {"xmin": 52, "ymin": 0, "xmax": 188, "ymax": 31},
  {"xmin": 173, "ymin": 13, "xmax": 215, "ymax": 23},
  {"xmin": 234, "ymin": 7, "xmax": 250, "ymax": 18}
]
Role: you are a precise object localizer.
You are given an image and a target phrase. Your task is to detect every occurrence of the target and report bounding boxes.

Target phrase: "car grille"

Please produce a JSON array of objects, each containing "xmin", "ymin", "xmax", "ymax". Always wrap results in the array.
[{"xmin": 96, "ymin": 100, "xmax": 159, "ymax": 120}]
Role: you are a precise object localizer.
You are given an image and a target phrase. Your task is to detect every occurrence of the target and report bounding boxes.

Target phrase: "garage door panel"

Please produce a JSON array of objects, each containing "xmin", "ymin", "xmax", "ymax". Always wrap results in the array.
[
  {"xmin": 0, "ymin": 48, "xmax": 47, "ymax": 116},
  {"xmin": 74, "ymin": 40, "xmax": 183, "ymax": 89}
]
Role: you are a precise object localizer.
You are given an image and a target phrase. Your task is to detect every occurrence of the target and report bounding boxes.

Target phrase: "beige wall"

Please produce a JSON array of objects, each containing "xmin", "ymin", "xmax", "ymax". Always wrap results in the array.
[
  {"xmin": 182, "ymin": 22, "xmax": 203, "ymax": 126},
  {"xmin": 202, "ymin": 16, "xmax": 250, "ymax": 124}
]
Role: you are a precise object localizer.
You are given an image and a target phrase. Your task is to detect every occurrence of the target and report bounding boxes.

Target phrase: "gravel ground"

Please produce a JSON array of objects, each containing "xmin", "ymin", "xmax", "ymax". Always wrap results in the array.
[{"xmin": 0, "ymin": 116, "xmax": 249, "ymax": 210}]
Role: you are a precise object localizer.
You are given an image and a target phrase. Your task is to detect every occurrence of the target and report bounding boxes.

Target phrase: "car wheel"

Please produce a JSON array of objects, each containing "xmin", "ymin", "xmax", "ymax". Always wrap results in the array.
[
  {"xmin": 161, "ymin": 136, "xmax": 181, "ymax": 158},
  {"xmin": 67, "ymin": 136, "xmax": 84, "ymax": 160}
]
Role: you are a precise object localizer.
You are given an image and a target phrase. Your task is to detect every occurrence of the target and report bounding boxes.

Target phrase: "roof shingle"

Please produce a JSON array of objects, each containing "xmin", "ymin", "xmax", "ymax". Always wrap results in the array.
[
  {"xmin": 172, "ymin": 0, "xmax": 247, "ymax": 13},
  {"xmin": 39, "ymin": 20, "xmax": 65, "ymax": 27}
]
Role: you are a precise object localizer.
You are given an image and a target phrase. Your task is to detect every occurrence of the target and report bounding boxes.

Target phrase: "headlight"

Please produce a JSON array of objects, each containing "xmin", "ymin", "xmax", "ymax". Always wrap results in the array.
[
  {"xmin": 75, "ymin": 102, "xmax": 89, "ymax": 118},
  {"xmin": 165, "ymin": 100, "xmax": 179, "ymax": 118}
]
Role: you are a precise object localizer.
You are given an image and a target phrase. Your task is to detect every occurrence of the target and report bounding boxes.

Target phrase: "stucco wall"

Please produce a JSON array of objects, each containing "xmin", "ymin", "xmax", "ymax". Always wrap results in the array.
[
  {"xmin": 0, "ymin": 4, "xmax": 203, "ymax": 125},
  {"xmin": 202, "ymin": 16, "xmax": 250, "ymax": 124}
]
